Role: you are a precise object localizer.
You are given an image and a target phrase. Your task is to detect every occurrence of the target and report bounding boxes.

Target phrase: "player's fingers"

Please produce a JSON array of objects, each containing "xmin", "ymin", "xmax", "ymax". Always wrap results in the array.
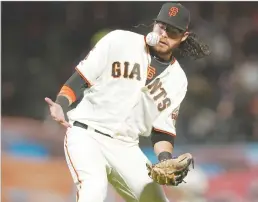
[
  {"xmin": 45, "ymin": 97, "xmax": 55, "ymax": 106},
  {"xmin": 52, "ymin": 117, "xmax": 60, "ymax": 122},
  {"xmin": 60, "ymin": 120, "xmax": 72, "ymax": 128}
]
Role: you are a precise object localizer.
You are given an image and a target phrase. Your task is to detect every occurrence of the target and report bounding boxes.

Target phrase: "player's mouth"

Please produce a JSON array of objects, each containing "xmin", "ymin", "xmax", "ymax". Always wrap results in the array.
[{"xmin": 158, "ymin": 40, "xmax": 168, "ymax": 46}]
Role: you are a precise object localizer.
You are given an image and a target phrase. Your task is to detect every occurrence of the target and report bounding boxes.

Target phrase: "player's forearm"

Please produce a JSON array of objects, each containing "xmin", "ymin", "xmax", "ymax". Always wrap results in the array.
[
  {"xmin": 154, "ymin": 141, "xmax": 174, "ymax": 161},
  {"xmin": 151, "ymin": 130, "xmax": 175, "ymax": 161},
  {"xmin": 154, "ymin": 140, "xmax": 174, "ymax": 155},
  {"xmin": 56, "ymin": 87, "xmax": 75, "ymax": 107},
  {"xmin": 56, "ymin": 71, "xmax": 88, "ymax": 111}
]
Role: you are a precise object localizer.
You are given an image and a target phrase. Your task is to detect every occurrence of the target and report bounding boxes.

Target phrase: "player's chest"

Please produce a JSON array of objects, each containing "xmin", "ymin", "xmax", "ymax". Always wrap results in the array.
[
  {"xmin": 110, "ymin": 61, "xmax": 146, "ymax": 82},
  {"xmin": 104, "ymin": 47, "xmax": 150, "ymax": 84},
  {"xmin": 145, "ymin": 55, "xmax": 176, "ymax": 85},
  {"xmin": 142, "ymin": 64, "xmax": 182, "ymax": 112}
]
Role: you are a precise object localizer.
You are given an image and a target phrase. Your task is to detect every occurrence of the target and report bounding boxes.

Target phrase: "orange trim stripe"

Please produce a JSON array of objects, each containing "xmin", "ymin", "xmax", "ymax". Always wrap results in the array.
[
  {"xmin": 75, "ymin": 67, "xmax": 92, "ymax": 87},
  {"xmin": 59, "ymin": 85, "xmax": 76, "ymax": 103},
  {"xmin": 76, "ymin": 191, "xmax": 79, "ymax": 202},
  {"xmin": 153, "ymin": 127, "xmax": 176, "ymax": 137},
  {"xmin": 65, "ymin": 135, "xmax": 82, "ymax": 202}
]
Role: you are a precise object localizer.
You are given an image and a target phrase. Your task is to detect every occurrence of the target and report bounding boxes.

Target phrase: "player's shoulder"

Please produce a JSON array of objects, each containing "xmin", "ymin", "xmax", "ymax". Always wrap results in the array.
[
  {"xmin": 108, "ymin": 29, "xmax": 143, "ymax": 37},
  {"xmin": 169, "ymin": 58, "xmax": 188, "ymax": 88},
  {"xmin": 106, "ymin": 29, "xmax": 144, "ymax": 42}
]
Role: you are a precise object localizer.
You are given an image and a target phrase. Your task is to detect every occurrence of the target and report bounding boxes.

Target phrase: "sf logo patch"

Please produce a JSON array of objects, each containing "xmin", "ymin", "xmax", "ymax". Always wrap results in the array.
[
  {"xmin": 169, "ymin": 7, "xmax": 179, "ymax": 17},
  {"xmin": 171, "ymin": 106, "xmax": 179, "ymax": 127},
  {"xmin": 147, "ymin": 66, "xmax": 156, "ymax": 80}
]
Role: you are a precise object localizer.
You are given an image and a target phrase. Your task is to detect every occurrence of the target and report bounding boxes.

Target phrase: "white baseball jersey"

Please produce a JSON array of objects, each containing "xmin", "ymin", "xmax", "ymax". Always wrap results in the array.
[{"xmin": 67, "ymin": 29, "xmax": 188, "ymax": 142}]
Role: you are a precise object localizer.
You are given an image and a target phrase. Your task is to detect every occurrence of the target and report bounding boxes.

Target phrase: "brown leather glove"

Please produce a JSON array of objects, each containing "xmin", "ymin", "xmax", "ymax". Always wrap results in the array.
[{"xmin": 146, "ymin": 153, "xmax": 194, "ymax": 186}]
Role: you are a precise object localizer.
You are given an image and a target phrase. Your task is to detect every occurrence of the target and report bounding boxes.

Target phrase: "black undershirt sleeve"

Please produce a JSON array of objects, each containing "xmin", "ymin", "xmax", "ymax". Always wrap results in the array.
[
  {"xmin": 151, "ymin": 128, "xmax": 175, "ymax": 147},
  {"xmin": 55, "ymin": 96, "xmax": 70, "ymax": 121},
  {"xmin": 64, "ymin": 71, "xmax": 88, "ymax": 98},
  {"xmin": 55, "ymin": 71, "xmax": 88, "ymax": 119},
  {"xmin": 151, "ymin": 129, "xmax": 175, "ymax": 161}
]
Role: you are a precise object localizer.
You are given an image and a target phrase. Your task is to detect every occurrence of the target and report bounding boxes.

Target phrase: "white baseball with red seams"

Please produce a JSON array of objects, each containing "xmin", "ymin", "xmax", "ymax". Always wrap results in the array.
[{"xmin": 146, "ymin": 32, "xmax": 160, "ymax": 46}]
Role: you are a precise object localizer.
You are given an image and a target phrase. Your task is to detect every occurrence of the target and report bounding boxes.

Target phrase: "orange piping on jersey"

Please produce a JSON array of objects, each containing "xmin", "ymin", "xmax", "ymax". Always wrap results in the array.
[
  {"xmin": 75, "ymin": 67, "xmax": 92, "ymax": 87},
  {"xmin": 58, "ymin": 85, "xmax": 76, "ymax": 103},
  {"xmin": 65, "ymin": 135, "xmax": 81, "ymax": 202},
  {"xmin": 153, "ymin": 127, "xmax": 176, "ymax": 137}
]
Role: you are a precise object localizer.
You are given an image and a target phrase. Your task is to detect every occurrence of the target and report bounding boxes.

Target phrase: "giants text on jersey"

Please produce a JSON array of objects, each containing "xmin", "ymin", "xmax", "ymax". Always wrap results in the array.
[{"xmin": 68, "ymin": 30, "xmax": 188, "ymax": 143}]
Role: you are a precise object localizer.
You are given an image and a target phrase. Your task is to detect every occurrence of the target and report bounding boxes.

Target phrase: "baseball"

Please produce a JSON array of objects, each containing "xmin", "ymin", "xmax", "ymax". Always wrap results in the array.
[{"xmin": 146, "ymin": 32, "xmax": 160, "ymax": 46}]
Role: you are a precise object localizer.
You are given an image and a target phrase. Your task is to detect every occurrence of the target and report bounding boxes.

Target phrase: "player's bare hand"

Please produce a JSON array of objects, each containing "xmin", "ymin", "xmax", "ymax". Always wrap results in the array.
[{"xmin": 45, "ymin": 97, "xmax": 71, "ymax": 128}]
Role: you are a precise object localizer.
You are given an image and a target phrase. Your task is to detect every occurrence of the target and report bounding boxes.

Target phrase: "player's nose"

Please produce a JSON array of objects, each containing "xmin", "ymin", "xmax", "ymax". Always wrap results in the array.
[{"xmin": 160, "ymin": 30, "xmax": 168, "ymax": 38}]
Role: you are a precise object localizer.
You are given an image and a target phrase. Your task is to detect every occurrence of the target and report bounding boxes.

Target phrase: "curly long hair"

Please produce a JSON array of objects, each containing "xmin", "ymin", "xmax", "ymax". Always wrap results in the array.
[{"xmin": 174, "ymin": 32, "xmax": 211, "ymax": 60}]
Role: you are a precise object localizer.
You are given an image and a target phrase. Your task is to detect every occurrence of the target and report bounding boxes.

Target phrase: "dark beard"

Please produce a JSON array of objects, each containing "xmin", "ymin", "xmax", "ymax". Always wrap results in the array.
[{"xmin": 149, "ymin": 46, "xmax": 173, "ymax": 62}]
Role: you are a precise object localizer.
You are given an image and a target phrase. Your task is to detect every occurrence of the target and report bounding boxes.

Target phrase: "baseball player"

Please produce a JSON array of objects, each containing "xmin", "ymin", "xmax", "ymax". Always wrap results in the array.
[{"xmin": 45, "ymin": 3, "xmax": 210, "ymax": 202}]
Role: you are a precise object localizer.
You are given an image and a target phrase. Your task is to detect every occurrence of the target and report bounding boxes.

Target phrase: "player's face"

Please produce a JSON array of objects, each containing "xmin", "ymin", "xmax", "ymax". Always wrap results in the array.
[{"xmin": 152, "ymin": 22, "xmax": 189, "ymax": 55}]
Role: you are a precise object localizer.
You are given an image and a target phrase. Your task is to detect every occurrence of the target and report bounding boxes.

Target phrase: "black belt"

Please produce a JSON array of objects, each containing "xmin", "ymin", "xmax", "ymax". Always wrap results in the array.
[{"xmin": 73, "ymin": 121, "xmax": 112, "ymax": 138}]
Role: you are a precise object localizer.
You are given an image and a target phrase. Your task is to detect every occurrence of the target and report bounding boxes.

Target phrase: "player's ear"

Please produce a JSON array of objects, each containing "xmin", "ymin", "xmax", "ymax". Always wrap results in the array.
[{"xmin": 180, "ymin": 31, "xmax": 189, "ymax": 42}]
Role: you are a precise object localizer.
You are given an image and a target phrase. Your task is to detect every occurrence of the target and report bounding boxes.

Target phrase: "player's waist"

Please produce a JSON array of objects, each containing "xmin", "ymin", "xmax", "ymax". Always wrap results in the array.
[
  {"xmin": 73, "ymin": 121, "xmax": 113, "ymax": 138},
  {"xmin": 72, "ymin": 121, "xmax": 140, "ymax": 143}
]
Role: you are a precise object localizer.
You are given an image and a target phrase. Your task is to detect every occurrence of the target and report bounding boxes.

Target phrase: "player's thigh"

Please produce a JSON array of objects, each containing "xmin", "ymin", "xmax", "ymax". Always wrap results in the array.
[
  {"xmin": 64, "ymin": 126, "xmax": 109, "ymax": 190},
  {"xmin": 108, "ymin": 146, "xmax": 168, "ymax": 202}
]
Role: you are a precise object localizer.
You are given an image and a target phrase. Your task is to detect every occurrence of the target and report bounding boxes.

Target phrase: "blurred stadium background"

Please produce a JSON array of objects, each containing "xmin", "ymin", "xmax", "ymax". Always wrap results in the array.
[{"xmin": 2, "ymin": 1, "xmax": 258, "ymax": 202}]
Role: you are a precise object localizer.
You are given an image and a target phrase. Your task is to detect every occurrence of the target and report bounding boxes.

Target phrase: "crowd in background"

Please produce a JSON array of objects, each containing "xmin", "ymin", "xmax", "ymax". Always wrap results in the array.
[{"xmin": 2, "ymin": 2, "xmax": 258, "ymax": 145}]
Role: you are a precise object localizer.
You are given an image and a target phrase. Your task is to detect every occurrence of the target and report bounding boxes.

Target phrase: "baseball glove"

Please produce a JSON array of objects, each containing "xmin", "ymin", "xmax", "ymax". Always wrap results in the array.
[{"xmin": 146, "ymin": 153, "xmax": 194, "ymax": 186}]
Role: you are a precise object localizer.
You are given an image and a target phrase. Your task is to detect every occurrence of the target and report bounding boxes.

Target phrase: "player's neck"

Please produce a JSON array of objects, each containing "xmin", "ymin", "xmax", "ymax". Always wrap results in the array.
[
  {"xmin": 150, "ymin": 47, "xmax": 173, "ymax": 63},
  {"xmin": 156, "ymin": 52, "xmax": 172, "ymax": 62}
]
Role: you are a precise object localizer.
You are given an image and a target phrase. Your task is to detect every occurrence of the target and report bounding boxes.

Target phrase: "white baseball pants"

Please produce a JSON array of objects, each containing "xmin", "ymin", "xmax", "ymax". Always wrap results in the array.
[{"xmin": 64, "ymin": 125, "xmax": 169, "ymax": 202}]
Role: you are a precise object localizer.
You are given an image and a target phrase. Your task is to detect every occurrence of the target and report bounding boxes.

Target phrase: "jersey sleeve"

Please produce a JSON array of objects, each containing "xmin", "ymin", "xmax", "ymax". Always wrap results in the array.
[
  {"xmin": 75, "ymin": 31, "xmax": 114, "ymax": 86},
  {"xmin": 152, "ymin": 88, "xmax": 187, "ymax": 137}
]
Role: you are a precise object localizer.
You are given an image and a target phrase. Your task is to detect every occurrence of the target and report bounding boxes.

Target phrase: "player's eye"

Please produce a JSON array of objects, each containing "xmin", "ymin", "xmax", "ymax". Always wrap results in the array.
[
  {"xmin": 166, "ymin": 26, "xmax": 183, "ymax": 35},
  {"xmin": 156, "ymin": 21, "xmax": 184, "ymax": 38},
  {"xmin": 156, "ymin": 22, "xmax": 167, "ymax": 31}
]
